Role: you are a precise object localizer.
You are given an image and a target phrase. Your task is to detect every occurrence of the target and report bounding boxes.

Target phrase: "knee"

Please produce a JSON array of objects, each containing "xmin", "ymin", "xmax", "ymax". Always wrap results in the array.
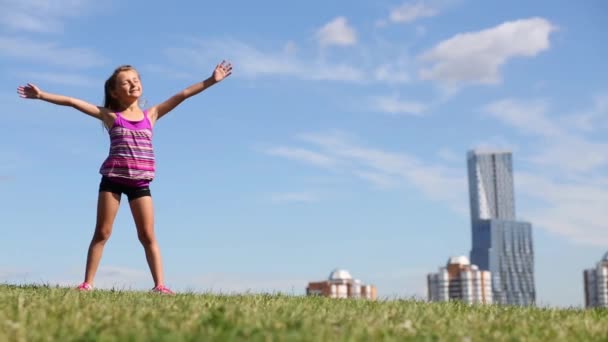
[
  {"xmin": 137, "ymin": 229, "xmax": 156, "ymax": 246},
  {"xmin": 93, "ymin": 225, "xmax": 112, "ymax": 243}
]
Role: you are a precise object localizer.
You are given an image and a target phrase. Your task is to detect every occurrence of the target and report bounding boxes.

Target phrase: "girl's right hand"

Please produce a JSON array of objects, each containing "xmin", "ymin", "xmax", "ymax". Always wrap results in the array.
[{"xmin": 17, "ymin": 83, "xmax": 42, "ymax": 99}]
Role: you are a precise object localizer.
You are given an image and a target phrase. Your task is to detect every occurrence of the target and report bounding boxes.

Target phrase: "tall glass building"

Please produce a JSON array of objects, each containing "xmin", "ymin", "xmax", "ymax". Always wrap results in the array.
[{"xmin": 467, "ymin": 150, "xmax": 536, "ymax": 306}]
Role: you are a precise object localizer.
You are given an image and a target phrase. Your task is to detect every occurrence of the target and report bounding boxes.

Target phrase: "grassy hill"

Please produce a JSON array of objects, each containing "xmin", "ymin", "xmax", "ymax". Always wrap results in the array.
[{"xmin": 1, "ymin": 284, "xmax": 607, "ymax": 341}]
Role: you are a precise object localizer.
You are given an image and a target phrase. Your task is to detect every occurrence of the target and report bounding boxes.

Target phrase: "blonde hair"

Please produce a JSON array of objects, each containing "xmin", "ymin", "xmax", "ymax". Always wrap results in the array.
[{"xmin": 103, "ymin": 65, "xmax": 139, "ymax": 111}]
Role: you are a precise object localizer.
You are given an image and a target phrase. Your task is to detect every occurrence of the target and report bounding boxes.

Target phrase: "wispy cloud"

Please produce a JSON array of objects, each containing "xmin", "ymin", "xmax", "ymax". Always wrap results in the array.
[
  {"xmin": 0, "ymin": 36, "xmax": 107, "ymax": 69},
  {"xmin": 315, "ymin": 17, "xmax": 357, "ymax": 47},
  {"xmin": 418, "ymin": 17, "xmax": 556, "ymax": 88},
  {"xmin": 484, "ymin": 99, "xmax": 561, "ymax": 137},
  {"xmin": 265, "ymin": 147, "xmax": 338, "ymax": 169},
  {"xmin": 164, "ymin": 39, "xmax": 365, "ymax": 83},
  {"xmin": 389, "ymin": 2, "xmax": 440, "ymax": 23},
  {"xmin": 0, "ymin": 0, "xmax": 98, "ymax": 33},
  {"xmin": 265, "ymin": 132, "xmax": 467, "ymax": 214},
  {"xmin": 560, "ymin": 93, "xmax": 608, "ymax": 132},
  {"xmin": 484, "ymin": 98, "xmax": 608, "ymax": 174},
  {"xmin": 482, "ymin": 95, "xmax": 608, "ymax": 245},
  {"xmin": 369, "ymin": 95, "xmax": 428, "ymax": 116},
  {"xmin": 377, "ymin": 0, "xmax": 451, "ymax": 27},
  {"xmin": 162, "ymin": 37, "xmax": 410, "ymax": 85},
  {"xmin": 517, "ymin": 172, "xmax": 608, "ymax": 246},
  {"xmin": 15, "ymin": 71, "xmax": 98, "ymax": 87}
]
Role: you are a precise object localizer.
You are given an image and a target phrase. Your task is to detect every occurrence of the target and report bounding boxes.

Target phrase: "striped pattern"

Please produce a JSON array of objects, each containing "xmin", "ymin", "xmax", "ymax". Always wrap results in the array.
[{"xmin": 99, "ymin": 112, "xmax": 155, "ymax": 181}]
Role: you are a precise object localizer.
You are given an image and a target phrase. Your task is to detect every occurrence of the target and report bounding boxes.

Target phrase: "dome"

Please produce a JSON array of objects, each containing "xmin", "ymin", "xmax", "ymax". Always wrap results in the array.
[
  {"xmin": 447, "ymin": 256, "xmax": 470, "ymax": 266},
  {"xmin": 328, "ymin": 269, "xmax": 352, "ymax": 281}
]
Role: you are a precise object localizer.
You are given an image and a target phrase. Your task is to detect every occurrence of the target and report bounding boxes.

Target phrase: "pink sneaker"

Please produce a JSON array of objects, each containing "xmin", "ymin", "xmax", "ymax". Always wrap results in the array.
[
  {"xmin": 151, "ymin": 285, "xmax": 175, "ymax": 295},
  {"xmin": 76, "ymin": 282, "xmax": 93, "ymax": 292}
]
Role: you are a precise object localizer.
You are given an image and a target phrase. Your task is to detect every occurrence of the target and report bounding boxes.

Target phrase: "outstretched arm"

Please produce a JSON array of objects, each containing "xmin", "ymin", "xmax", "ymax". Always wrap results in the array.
[
  {"xmin": 17, "ymin": 83, "xmax": 113, "ymax": 124},
  {"xmin": 150, "ymin": 61, "xmax": 232, "ymax": 123}
]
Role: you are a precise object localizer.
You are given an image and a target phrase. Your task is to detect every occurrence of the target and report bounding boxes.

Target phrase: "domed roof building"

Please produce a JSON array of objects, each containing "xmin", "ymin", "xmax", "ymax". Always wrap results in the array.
[
  {"xmin": 306, "ymin": 268, "xmax": 376, "ymax": 300},
  {"xmin": 328, "ymin": 269, "xmax": 352, "ymax": 282},
  {"xmin": 427, "ymin": 255, "xmax": 493, "ymax": 305}
]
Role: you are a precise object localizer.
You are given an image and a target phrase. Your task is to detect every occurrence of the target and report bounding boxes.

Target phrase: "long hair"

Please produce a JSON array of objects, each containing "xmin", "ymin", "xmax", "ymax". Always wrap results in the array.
[{"xmin": 103, "ymin": 65, "xmax": 138, "ymax": 111}]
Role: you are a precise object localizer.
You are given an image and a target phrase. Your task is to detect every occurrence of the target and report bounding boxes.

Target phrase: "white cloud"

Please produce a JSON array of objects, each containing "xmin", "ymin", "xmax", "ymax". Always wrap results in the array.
[
  {"xmin": 517, "ymin": 172, "xmax": 608, "ymax": 246},
  {"xmin": 560, "ymin": 93, "xmax": 608, "ymax": 132},
  {"xmin": 419, "ymin": 17, "xmax": 555, "ymax": 87},
  {"xmin": 353, "ymin": 170, "xmax": 399, "ymax": 189},
  {"xmin": 266, "ymin": 132, "xmax": 468, "ymax": 214},
  {"xmin": 374, "ymin": 63, "xmax": 410, "ymax": 83},
  {"xmin": 163, "ymin": 38, "xmax": 410, "ymax": 85},
  {"xmin": 370, "ymin": 95, "xmax": 427, "ymax": 116},
  {"xmin": 389, "ymin": 2, "xmax": 439, "ymax": 23},
  {"xmin": 15, "ymin": 71, "xmax": 97, "ymax": 87},
  {"xmin": 483, "ymin": 98, "xmax": 608, "ymax": 174},
  {"xmin": 315, "ymin": 17, "xmax": 357, "ymax": 47},
  {"xmin": 0, "ymin": 0, "xmax": 97, "ymax": 33},
  {"xmin": 481, "ymin": 95, "xmax": 608, "ymax": 245},
  {"xmin": 484, "ymin": 99, "xmax": 561, "ymax": 137},
  {"xmin": 265, "ymin": 147, "xmax": 338, "ymax": 168},
  {"xmin": 0, "ymin": 36, "xmax": 107, "ymax": 68}
]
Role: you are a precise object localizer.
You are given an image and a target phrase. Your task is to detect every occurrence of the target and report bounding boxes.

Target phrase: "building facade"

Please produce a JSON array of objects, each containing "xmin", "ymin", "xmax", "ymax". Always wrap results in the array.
[
  {"xmin": 428, "ymin": 256, "xmax": 492, "ymax": 304},
  {"xmin": 583, "ymin": 252, "xmax": 608, "ymax": 308},
  {"xmin": 306, "ymin": 269, "xmax": 377, "ymax": 300},
  {"xmin": 467, "ymin": 150, "xmax": 536, "ymax": 306}
]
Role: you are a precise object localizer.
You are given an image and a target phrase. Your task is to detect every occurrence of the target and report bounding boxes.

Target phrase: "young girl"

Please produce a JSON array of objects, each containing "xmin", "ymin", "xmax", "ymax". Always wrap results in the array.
[{"xmin": 17, "ymin": 61, "xmax": 233, "ymax": 294}]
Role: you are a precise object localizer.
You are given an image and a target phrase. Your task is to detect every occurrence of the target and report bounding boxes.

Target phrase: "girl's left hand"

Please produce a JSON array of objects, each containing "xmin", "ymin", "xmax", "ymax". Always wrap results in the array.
[{"xmin": 213, "ymin": 61, "xmax": 233, "ymax": 82}]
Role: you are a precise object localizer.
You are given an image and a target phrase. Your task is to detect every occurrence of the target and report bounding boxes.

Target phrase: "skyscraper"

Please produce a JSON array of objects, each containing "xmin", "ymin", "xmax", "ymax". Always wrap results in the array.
[
  {"xmin": 427, "ymin": 256, "xmax": 493, "ymax": 304},
  {"xmin": 467, "ymin": 150, "xmax": 536, "ymax": 306},
  {"xmin": 583, "ymin": 252, "xmax": 608, "ymax": 308}
]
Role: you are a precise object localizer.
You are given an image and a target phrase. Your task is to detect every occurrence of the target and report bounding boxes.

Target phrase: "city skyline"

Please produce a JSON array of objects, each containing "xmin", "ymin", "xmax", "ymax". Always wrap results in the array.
[{"xmin": 1, "ymin": 1, "xmax": 606, "ymax": 308}]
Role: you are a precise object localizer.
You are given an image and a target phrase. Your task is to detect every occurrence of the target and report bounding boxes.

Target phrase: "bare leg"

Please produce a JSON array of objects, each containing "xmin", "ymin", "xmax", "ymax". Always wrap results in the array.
[
  {"xmin": 84, "ymin": 191, "xmax": 121, "ymax": 285},
  {"xmin": 129, "ymin": 196, "xmax": 165, "ymax": 287}
]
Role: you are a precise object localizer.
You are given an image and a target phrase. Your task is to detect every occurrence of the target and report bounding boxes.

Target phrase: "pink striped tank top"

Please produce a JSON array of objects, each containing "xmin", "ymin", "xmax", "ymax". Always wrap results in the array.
[{"xmin": 99, "ymin": 110, "xmax": 155, "ymax": 183}]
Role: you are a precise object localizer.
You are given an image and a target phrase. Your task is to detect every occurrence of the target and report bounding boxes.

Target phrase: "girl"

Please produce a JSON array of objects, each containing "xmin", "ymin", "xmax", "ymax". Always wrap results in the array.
[{"xmin": 17, "ymin": 61, "xmax": 233, "ymax": 294}]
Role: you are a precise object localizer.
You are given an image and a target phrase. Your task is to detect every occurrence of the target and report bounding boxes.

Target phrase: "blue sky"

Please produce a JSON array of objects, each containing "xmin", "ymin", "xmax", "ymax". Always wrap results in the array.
[{"xmin": 1, "ymin": 0, "xmax": 607, "ymax": 307}]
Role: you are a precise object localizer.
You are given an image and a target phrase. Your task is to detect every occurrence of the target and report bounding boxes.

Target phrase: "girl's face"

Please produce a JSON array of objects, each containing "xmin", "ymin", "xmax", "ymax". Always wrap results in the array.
[{"xmin": 113, "ymin": 69, "xmax": 142, "ymax": 102}]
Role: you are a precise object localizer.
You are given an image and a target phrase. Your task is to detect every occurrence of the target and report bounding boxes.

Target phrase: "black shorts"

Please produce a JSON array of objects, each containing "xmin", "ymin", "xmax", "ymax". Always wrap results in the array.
[{"xmin": 99, "ymin": 176, "xmax": 152, "ymax": 201}]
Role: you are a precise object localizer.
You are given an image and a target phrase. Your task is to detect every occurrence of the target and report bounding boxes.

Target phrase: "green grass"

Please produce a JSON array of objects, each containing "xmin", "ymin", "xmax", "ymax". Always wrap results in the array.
[{"xmin": 1, "ymin": 284, "xmax": 607, "ymax": 341}]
